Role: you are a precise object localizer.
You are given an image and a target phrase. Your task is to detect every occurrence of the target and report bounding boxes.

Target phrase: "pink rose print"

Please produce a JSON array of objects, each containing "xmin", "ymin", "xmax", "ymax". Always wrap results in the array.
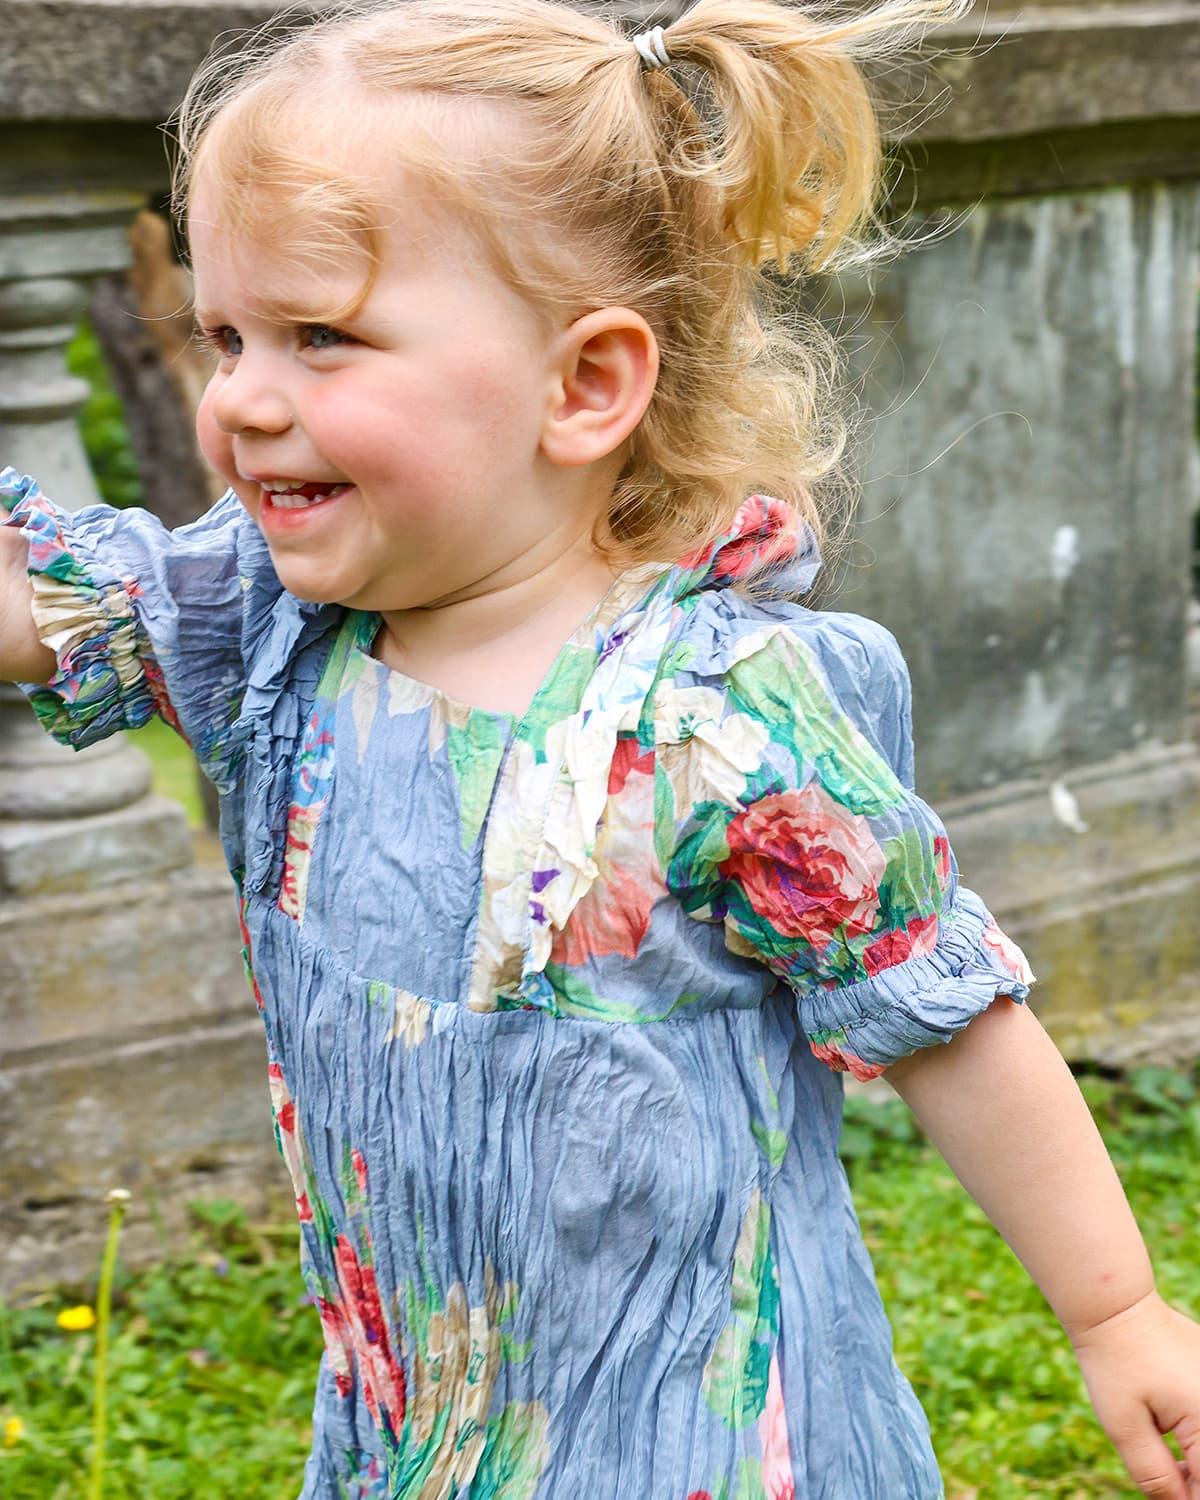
[
  {"xmin": 933, "ymin": 834, "xmax": 951, "ymax": 881},
  {"xmin": 808, "ymin": 1038, "xmax": 887, "ymax": 1083},
  {"xmin": 237, "ymin": 896, "xmax": 265, "ymax": 1013},
  {"xmin": 267, "ymin": 1062, "xmax": 313, "ymax": 1223},
  {"xmin": 721, "ymin": 785, "xmax": 885, "ymax": 952},
  {"xmin": 551, "ymin": 740, "xmax": 666, "ymax": 966},
  {"xmin": 139, "ymin": 652, "xmax": 186, "ymax": 740},
  {"xmin": 759, "ymin": 1355, "xmax": 797, "ymax": 1500},
  {"xmin": 334, "ymin": 1234, "xmax": 407, "ymax": 1437},
  {"xmin": 981, "ymin": 917, "xmax": 1034, "ymax": 984},
  {"xmin": 863, "ymin": 912, "xmax": 939, "ymax": 976},
  {"xmin": 315, "ymin": 1296, "xmax": 354, "ymax": 1398},
  {"xmin": 607, "ymin": 736, "xmax": 653, "ymax": 797},
  {"xmin": 350, "ymin": 1148, "xmax": 369, "ymax": 1196},
  {"xmin": 677, "ymin": 496, "xmax": 799, "ymax": 583}
]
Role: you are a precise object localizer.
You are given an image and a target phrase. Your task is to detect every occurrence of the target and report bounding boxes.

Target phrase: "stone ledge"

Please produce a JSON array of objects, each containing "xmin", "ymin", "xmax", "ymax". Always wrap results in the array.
[
  {"xmin": 0, "ymin": 855, "xmax": 245, "ymax": 1049},
  {"xmin": 0, "ymin": 792, "xmax": 192, "ymax": 897},
  {"xmin": 940, "ymin": 741, "xmax": 1200, "ymax": 916},
  {"xmin": 0, "ymin": 0, "xmax": 1195, "ymax": 144},
  {"xmin": 0, "ymin": 1016, "xmax": 275, "ymax": 1194},
  {"xmin": 942, "ymin": 742, "xmax": 1200, "ymax": 1066}
]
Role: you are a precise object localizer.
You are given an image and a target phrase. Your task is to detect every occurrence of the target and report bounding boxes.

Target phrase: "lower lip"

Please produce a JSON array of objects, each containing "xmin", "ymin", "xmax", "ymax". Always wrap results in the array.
[{"xmin": 257, "ymin": 485, "xmax": 352, "ymax": 533}]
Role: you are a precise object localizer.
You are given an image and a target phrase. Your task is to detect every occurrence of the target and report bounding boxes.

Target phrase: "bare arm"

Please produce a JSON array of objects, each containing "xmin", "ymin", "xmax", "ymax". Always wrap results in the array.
[
  {"xmin": 0, "ymin": 526, "xmax": 54, "ymax": 683},
  {"xmin": 887, "ymin": 998, "xmax": 1200, "ymax": 1499}
]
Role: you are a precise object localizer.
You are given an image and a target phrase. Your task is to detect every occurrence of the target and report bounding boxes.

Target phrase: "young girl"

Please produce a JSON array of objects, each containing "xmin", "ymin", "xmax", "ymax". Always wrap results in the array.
[{"xmin": 2, "ymin": 0, "xmax": 1198, "ymax": 1494}]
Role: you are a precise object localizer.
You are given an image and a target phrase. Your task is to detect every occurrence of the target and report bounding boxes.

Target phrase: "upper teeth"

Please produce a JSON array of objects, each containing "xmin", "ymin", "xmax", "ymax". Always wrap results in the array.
[{"xmin": 260, "ymin": 480, "xmax": 309, "ymax": 492}]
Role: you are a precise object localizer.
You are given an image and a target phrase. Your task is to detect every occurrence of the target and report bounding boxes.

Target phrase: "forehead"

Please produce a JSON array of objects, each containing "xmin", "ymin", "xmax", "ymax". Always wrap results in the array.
[
  {"xmin": 187, "ymin": 172, "xmax": 472, "ymax": 328},
  {"xmin": 186, "ymin": 90, "xmax": 513, "ymax": 315},
  {"xmin": 188, "ymin": 81, "xmax": 520, "ymax": 240}
]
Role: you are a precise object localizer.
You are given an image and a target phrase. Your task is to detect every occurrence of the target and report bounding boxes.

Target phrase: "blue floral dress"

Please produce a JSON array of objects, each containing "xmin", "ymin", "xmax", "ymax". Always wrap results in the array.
[{"xmin": 3, "ymin": 467, "xmax": 1033, "ymax": 1500}]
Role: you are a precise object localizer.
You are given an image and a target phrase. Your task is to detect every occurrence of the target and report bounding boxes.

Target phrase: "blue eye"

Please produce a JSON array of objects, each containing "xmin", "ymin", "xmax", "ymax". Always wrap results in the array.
[
  {"xmin": 303, "ymin": 324, "xmax": 349, "ymax": 350},
  {"xmin": 197, "ymin": 324, "xmax": 243, "ymax": 357}
]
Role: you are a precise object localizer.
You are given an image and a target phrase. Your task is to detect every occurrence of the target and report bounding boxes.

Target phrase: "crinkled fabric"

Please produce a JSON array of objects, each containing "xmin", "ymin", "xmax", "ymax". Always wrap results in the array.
[{"xmin": 5, "ymin": 473, "xmax": 1034, "ymax": 1499}]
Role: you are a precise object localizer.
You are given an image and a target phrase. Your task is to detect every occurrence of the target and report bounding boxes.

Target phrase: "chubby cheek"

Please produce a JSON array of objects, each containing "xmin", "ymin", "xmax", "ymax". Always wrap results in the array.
[
  {"xmin": 196, "ymin": 389, "xmax": 259, "ymax": 520},
  {"xmin": 196, "ymin": 389, "xmax": 234, "ymax": 485}
]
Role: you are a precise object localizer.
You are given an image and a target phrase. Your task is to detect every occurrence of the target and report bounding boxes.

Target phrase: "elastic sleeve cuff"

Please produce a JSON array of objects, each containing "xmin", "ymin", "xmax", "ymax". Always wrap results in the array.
[
  {"xmin": 796, "ymin": 887, "xmax": 1034, "ymax": 1080},
  {"xmin": 3, "ymin": 475, "xmax": 157, "ymax": 747}
]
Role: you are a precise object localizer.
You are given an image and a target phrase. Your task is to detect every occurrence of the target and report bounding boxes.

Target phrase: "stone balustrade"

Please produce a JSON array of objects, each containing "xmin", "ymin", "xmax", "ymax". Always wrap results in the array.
[{"xmin": 0, "ymin": 0, "xmax": 1197, "ymax": 1295}]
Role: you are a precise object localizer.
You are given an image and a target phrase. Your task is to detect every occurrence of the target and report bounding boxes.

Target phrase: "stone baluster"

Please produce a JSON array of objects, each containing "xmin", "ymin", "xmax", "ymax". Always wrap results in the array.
[
  {"xmin": 0, "ymin": 191, "xmax": 256, "ymax": 1297},
  {"xmin": 0, "ymin": 190, "xmax": 192, "ymax": 896}
]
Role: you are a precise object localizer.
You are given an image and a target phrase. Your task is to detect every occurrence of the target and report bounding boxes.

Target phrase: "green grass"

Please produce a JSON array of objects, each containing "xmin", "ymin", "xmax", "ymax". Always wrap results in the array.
[
  {"xmin": 1, "ymin": 1069, "xmax": 1197, "ymax": 1499},
  {"xmin": 128, "ymin": 717, "xmax": 206, "ymax": 829},
  {"xmin": 0, "ymin": 1202, "xmax": 320, "ymax": 1499},
  {"xmin": 847, "ymin": 1067, "xmax": 1200, "ymax": 1499},
  {"xmin": 66, "ymin": 325, "xmax": 143, "ymax": 512}
]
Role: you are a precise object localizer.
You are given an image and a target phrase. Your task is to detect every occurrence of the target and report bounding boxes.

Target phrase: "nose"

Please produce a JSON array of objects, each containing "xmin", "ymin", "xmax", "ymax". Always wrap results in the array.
[{"xmin": 208, "ymin": 354, "xmax": 293, "ymax": 437}]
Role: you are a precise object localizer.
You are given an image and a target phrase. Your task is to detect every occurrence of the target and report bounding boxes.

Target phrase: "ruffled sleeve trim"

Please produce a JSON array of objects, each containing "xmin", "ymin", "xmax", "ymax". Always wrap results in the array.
[
  {"xmin": 2, "ymin": 469, "xmax": 156, "ymax": 747},
  {"xmin": 794, "ymin": 886, "xmax": 1034, "ymax": 1080}
]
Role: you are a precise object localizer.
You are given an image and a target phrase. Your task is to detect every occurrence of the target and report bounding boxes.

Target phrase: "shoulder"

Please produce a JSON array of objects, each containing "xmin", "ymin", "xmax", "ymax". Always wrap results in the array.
[
  {"xmin": 671, "ymin": 582, "xmax": 905, "ymax": 675},
  {"xmin": 660, "ymin": 588, "xmax": 915, "ymax": 790}
]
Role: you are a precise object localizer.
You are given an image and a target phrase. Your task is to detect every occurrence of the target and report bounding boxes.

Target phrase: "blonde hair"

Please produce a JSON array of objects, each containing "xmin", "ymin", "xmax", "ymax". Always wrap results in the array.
[{"xmin": 174, "ymin": 0, "xmax": 966, "ymax": 568}]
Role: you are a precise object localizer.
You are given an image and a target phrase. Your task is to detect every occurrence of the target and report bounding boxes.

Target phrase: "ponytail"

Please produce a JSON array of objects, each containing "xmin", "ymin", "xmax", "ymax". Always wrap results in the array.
[{"xmin": 645, "ymin": 0, "xmax": 968, "ymax": 271}]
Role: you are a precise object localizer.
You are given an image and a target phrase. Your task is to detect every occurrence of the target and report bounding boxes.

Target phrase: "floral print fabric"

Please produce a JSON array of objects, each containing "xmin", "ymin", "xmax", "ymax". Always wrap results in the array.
[{"xmin": 3, "ymin": 467, "xmax": 1033, "ymax": 1500}]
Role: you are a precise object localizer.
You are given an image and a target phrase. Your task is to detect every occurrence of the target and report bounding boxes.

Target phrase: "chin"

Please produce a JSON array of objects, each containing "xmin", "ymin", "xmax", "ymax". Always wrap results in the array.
[{"xmin": 271, "ymin": 566, "xmax": 353, "ymax": 608}]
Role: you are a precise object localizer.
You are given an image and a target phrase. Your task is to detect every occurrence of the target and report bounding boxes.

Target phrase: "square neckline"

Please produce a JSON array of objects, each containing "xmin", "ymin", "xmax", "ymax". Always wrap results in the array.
[{"xmin": 346, "ymin": 562, "xmax": 668, "ymax": 733}]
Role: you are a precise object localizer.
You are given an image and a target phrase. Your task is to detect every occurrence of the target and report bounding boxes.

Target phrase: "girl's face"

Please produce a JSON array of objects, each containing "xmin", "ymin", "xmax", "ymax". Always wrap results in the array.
[{"xmin": 191, "ymin": 187, "xmax": 582, "ymax": 614}]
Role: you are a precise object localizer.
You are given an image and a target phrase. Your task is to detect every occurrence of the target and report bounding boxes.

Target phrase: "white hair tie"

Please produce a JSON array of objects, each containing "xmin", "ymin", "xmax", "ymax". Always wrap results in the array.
[{"xmin": 632, "ymin": 25, "xmax": 671, "ymax": 71}]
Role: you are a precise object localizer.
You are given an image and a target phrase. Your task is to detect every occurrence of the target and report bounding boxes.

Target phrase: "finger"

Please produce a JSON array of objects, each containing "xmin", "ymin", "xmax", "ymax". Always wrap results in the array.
[
  {"xmin": 1180, "ymin": 1422, "xmax": 1200, "ymax": 1500},
  {"xmin": 1179, "ymin": 1416, "xmax": 1200, "ymax": 1477},
  {"xmin": 1113, "ymin": 1423, "xmax": 1189, "ymax": 1500}
]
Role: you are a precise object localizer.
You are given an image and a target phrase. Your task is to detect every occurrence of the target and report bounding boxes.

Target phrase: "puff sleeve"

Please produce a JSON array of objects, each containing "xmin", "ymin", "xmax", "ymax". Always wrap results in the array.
[
  {"xmin": 1, "ymin": 467, "xmax": 270, "ymax": 784},
  {"xmin": 666, "ymin": 607, "xmax": 1034, "ymax": 1079}
]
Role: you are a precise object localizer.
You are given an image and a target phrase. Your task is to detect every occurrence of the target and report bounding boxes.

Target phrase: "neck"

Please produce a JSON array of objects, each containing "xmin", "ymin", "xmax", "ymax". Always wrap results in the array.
[{"xmin": 372, "ymin": 526, "xmax": 620, "ymax": 710}]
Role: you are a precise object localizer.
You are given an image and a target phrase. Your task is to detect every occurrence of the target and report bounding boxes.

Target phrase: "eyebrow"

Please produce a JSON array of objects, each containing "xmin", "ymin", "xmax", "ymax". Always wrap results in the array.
[
  {"xmin": 193, "ymin": 300, "xmax": 326, "ymax": 325},
  {"xmin": 202, "ymin": 288, "xmax": 379, "ymax": 327}
]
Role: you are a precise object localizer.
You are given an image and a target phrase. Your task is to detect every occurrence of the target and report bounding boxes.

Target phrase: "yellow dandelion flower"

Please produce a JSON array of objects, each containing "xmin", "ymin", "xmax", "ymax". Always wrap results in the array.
[
  {"xmin": 3, "ymin": 1415, "xmax": 25, "ymax": 1447},
  {"xmin": 56, "ymin": 1304, "xmax": 96, "ymax": 1332}
]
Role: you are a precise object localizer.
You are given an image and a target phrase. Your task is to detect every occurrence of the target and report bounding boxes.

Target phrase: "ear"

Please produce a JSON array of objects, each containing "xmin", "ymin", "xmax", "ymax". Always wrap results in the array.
[{"xmin": 539, "ymin": 308, "xmax": 659, "ymax": 468}]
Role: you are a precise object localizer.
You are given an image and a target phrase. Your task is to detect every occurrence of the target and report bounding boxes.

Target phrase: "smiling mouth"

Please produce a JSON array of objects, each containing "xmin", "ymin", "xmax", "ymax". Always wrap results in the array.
[{"xmin": 259, "ymin": 481, "xmax": 351, "ymax": 511}]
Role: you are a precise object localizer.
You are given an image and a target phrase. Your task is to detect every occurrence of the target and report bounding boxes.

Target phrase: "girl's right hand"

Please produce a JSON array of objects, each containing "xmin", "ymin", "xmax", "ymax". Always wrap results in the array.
[{"xmin": 0, "ymin": 525, "xmax": 54, "ymax": 683}]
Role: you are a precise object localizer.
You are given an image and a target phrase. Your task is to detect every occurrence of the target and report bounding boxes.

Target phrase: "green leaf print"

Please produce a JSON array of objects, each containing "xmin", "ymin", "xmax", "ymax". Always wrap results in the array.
[
  {"xmin": 661, "ymin": 636, "xmax": 699, "ymax": 677},
  {"xmin": 750, "ymin": 1057, "xmax": 788, "ymax": 1169},
  {"xmin": 446, "ymin": 712, "xmax": 511, "ymax": 849},
  {"xmin": 726, "ymin": 633, "xmax": 904, "ymax": 816},
  {"xmin": 750, "ymin": 1121, "xmax": 788, "ymax": 1170},
  {"xmin": 391, "ymin": 1402, "xmax": 454, "ymax": 1497},
  {"xmin": 669, "ymin": 802, "xmax": 733, "ymax": 914},
  {"xmin": 513, "ymin": 643, "xmax": 597, "ymax": 759},
  {"xmin": 702, "ymin": 1190, "xmax": 779, "ymax": 1429},
  {"xmin": 543, "ymin": 963, "xmax": 703, "ymax": 1024},
  {"xmin": 788, "ymin": 922, "xmax": 875, "ymax": 988},
  {"xmin": 653, "ymin": 760, "xmax": 677, "ymax": 873},
  {"xmin": 470, "ymin": 1401, "xmax": 551, "ymax": 1500},
  {"xmin": 877, "ymin": 826, "xmax": 942, "ymax": 923},
  {"xmin": 319, "ymin": 612, "xmax": 363, "ymax": 696},
  {"xmin": 339, "ymin": 1142, "xmax": 368, "ymax": 1220},
  {"xmin": 735, "ymin": 1458, "xmax": 770, "ymax": 1500}
]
